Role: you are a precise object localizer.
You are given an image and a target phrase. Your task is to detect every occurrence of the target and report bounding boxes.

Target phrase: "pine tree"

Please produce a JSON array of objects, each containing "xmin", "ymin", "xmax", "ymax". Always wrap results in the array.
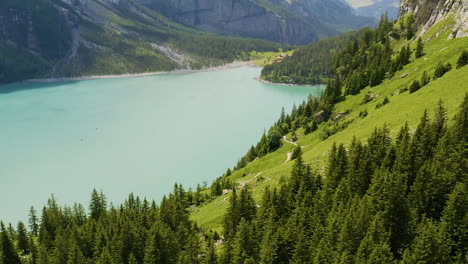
[
  {"xmin": 439, "ymin": 183, "xmax": 468, "ymax": 259},
  {"xmin": 223, "ymin": 189, "xmax": 239, "ymax": 242},
  {"xmin": 29, "ymin": 206, "xmax": 39, "ymax": 236},
  {"xmin": 67, "ymin": 241, "xmax": 86, "ymax": 264},
  {"xmin": 97, "ymin": 247, "xmax": 113, "ymax": 264},
  {"xmin": 402, "ymin": 218, "xmax": 450, "ymax": 264},
  {"xmin": 177, "ymin": 233, "xmax": 201, "ymax": 264},
  {"xmin": 420, "ymin": 70, "xmax": 430, "ymax": 86},
  {"xmin": 231, "ymin": 219, "xmax": 258, "ymax": 264},
  {"xmin": 89, "ymin": 189, "xmax": 107, "ymax": 220},
  {"xmin": 291, "ymin": 229, "xmax": 311, "ymax": 264},
  {"xmin": 16, "ymin": 221, "xmax": 29, "ymax": 254},
  {"xmin": 415, "ymin": 38, "xmax": 424, "ymax": 58},
  {"xmin": 409, "ymin": 80, "xmax": 421, "ymax": 93},
  {"xmin": 143, "ymin": 222, "xmax": 178, "ymax": 264},
  {"xmin": 355, "ymin": 214, "xmax": 394, "ymax": 264},
  {"xmin": 405, "ymin": 15, "xmax": 414, "ymax": 40},
  {"xmin": 128, "ymin": 253, "xmax": 138, "ymax": 264},
  {"xmin": 0, "ymin": 222, "xmax": 21, "ymax": 264},
  {"xmin": 205, "ymin": 236, "xmax": 218, "ymax": 264},
  {"xmin": 456, "ymin": 50, "xmax": 468, "ymax": 69}
]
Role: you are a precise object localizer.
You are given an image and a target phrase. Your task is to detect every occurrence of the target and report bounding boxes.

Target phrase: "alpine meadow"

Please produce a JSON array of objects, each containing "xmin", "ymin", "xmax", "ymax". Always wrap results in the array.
[{"xmin": 0, "ymin": 0, "xmax": 467, "ymax": 264}]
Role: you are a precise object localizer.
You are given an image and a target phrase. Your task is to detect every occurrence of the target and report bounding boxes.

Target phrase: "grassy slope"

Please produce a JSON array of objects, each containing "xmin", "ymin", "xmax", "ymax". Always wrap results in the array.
[{"xmin": 190, "ymin": 16, "xmax": 468, "ymax": 233}]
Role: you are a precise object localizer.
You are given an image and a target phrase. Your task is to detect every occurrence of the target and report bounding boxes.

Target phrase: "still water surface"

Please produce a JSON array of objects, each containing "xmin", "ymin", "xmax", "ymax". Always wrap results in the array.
[{"xmin": 0, "ymin": 66, "xmax": 322, "ymax": 223}]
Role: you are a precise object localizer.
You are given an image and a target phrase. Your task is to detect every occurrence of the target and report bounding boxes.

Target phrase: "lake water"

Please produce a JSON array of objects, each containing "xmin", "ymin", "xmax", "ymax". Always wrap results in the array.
[{"xmin": 0, "ymin": 66, "xmax": 322, "ymax": 224}]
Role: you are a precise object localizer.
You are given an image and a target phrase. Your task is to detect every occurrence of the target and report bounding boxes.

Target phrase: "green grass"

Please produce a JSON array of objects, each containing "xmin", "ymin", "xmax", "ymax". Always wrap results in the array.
[
  {"xmin": 249, "ymin": 50, "xmax": 295, "ymax": 66},
  {"xmin": 190, "ymin": 16, "xmax": 468, "ymax": 232}
]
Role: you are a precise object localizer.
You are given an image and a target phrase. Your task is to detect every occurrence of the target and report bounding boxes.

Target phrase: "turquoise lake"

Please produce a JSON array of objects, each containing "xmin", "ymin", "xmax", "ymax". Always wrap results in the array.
[{"xmin": 0, "ymin": 66, "xmax": 322, "ymax": 223}]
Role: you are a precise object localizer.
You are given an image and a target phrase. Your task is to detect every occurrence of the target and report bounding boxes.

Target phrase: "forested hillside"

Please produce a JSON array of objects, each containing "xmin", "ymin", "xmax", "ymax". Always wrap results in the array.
[
  {"xmin": 0, "ymin": 0, "xmax": 283, "ymax": 84},
  {"xmin": 1, "ymin": 0, "xmax": 467, "ymax": 263},
  {"xmin": 261, "ymin": 0, "xmax": 468, "ymax": 86},
  {"xmin": 260, "ymin": 31, "xmax": 359, "ymax": 84},
  {"xmin": 0, "ymin": 96, "xmax": 466, "ymax": 264}
]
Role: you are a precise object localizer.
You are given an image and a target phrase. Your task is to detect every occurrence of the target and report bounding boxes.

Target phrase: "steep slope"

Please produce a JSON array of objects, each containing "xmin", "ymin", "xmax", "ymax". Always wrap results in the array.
[
  {"xmin": 400, "ymin": 0, "xmax": 468, "ymax": 39},
  {"xmin": 261, "ymin": 0, "xmax": 468, "ymax": 85},
  {"xmin": 137, "ymin": 0, "xmax": 375, "ymax": 45},
  {"xmin": 191, "ymin": 1, "xmax": 468, "ymax": 235},
  {"xmin": 356, "ymin": 0, "xmax": 400, "ymax": 20},
  {"xmin": 0, "ymin": 0, "xmax": 282, "ymax": 84}
]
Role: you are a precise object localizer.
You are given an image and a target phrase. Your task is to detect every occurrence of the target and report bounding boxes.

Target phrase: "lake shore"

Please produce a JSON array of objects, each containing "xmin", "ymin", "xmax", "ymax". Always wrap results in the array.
[
  {"xmin": 256, "ymin": 77, "xmax": 325, "ymax": 87},
  {"xmin": 25, "ymin": 61, "xmax": 259, "ymax": 83}
]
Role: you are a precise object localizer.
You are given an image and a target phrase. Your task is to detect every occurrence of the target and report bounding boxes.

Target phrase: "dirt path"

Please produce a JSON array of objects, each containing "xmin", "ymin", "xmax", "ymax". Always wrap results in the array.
[
  {"xmin": 283, "ymin": 136, "xmax": 297, "ymax": 146},
  {"xmin": 282, "ymin": 136, "xmax": 296, "ymax": 163}
]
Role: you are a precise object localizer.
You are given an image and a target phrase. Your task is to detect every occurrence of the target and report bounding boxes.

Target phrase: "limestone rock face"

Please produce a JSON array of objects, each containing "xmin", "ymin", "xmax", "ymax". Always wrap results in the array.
[
  {"xmin": 400, "ymin": 0, "xmax": 468, "ymax": 39},
  {"xmin": 140, "ymin": 0, "xmax": 320, "ymax": 45}
]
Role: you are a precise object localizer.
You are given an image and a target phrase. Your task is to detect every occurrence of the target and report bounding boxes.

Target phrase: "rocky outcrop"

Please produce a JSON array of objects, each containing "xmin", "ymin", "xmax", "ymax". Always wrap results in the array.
[
  {"xmin": 400, "ymin": 0, "xmax": 468, "ymax": 39},
  {"xmin": 138, "ymin": 0, "xmax": 375, "ymax": 45},
  {"xmin": 139, "ymin": 0, "xmax": 320, "ymax": 45}
]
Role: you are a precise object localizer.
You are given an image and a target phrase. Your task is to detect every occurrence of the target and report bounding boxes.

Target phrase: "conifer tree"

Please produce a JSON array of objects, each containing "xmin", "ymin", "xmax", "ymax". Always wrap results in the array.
[
  {"xmin": 355, "ymin": 214, "xmax": 394, "ymax": 264},
  {"xmin": 97, "ymin": 247, "xmax": 113, "ymax": 264},
  {"xmin": 29, "ymin": 206, "xmax": 39, "ymax": 236},
  {"xmin": 143, "ymin": 222, "xmax": 178, "ymax": 264},
  {"xmin": 415, "ymin": 38, "xmax": 424, "ymax": 58},
  {"xmin": 223, "ymin": 189, "xmax": 239, "ymax": 242},
  {"xmin": 409, "ymin": 80, "xmax": 421, "ymax": 93},
  {"xmin": 420, "ymin": 70, "xmax": 430, "ymax": 86},
  {"xmin": 128, "ymin": 253, "xmax": 138, "ymax": 264},
  {"xmin": 231, "ymin": 219, "xmax": 258, "ymax": 264},
  {"xmin": 16, "ymin": 221, "xmax": 29, "ymax": 254},
  {"xmin": 205, "ymin": 236, "xmax": 218, "ymax": 264},
  {"xmin": 89, "ymin": 189, "xmax": 107, "ymax": 220},
  {"xmin": 439, "ymin": 183, "xmax": 468, "ymax": 259},
  {"xmin": 67, "ymin": 241, "xmax": 86, "ymax": 264},
  {"xmin": 405, "ymin": 15, "xmax": 414, "ymax": 39},
  {"xmin": 456, "ymin": 50, "xmax": 468, "ymax": 69},
  {"xmin": 402, "ymin": 218, "xmax": 450, "ymax": 264},
  {"xmin": 0, "ymin": 222, "xmax": 21, "ymax": 264}
]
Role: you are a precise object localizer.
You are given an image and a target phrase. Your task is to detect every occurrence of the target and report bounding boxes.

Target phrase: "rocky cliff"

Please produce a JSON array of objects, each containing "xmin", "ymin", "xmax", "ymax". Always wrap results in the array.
[
  {"xmin": 138, "ymin": 0, "xmax": 374, "ymax": 45},
  {"xmin": 400, "ymin": 0, "xmax": 468, "ymax": 39}
]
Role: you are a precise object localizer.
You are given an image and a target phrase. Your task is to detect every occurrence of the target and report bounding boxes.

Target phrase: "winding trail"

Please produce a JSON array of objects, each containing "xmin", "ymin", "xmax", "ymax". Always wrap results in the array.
[
  {"xmin": 282, "ymin": 136, "xmax": 306, "ymax": 163},
  {"xmin": 283, "ymin": 136, "xmax": 296, "ymax": 163},
  {"xmin": 283, "ymin": 135, "xmax": 298, "ymax": 146},
  {"xmin": 284, "ymin": 152, "xmax": 293, "ymax": 163}
]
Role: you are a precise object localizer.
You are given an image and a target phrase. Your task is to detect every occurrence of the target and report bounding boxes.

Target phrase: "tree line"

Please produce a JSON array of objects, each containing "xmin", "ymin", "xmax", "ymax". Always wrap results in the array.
[
  {"xmin": 260, "ymin": 31, "xmax": 359, "ymax": 85},
  {"xmin": 1, "ymin": 95, "xmax": 466, "ymax": 263},
  {"xmin": 219, "ymin": 96, "xmax": 468, "ymax": 264}
]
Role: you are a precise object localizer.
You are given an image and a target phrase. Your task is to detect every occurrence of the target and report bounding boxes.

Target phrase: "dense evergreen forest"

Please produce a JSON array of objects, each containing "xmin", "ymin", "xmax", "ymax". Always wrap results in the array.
[
  {"xmin": 1, "ymin": 96, "xmax": 466, "ymax": 264},
  {"xmin": 260, "ymin": 15, "xmax": 418, "ymax": 86},
  {"xmin": 260, "ymin": 31, "xmax": 360, "ymax": 84}
]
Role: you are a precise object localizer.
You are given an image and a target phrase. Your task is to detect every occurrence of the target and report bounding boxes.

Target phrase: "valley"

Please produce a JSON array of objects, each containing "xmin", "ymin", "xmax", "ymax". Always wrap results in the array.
[{"xmin": 0, "ymin": 0, "xmax": 467, "ymax": 263}]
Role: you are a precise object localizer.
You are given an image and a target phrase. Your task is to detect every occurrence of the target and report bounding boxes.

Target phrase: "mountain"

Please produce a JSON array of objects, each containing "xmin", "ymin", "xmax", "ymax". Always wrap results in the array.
[
  {"xmin": 261, "ymin": 0, "xmax": 468, "ymax": 85},
  {"xmin": 343, "ymin": 0, "xmax": 400, "ymax": 20},
  {"xmin": 1, "ymin": 0, "xmax": 467, "ymax": 263},
  {"xmin": 0, "ymin": 0, "xmax": 376, "ymax": 84},
  {"xmin": 0, "ymin": 0, "xmax": 282, "ymax": 84},
  {"xmin": 136, "ymin": 0, "xmax": 375, "ymax": 45},
  {"xmin": 400, "ymin": 0, "xmax": 468, "ymax": 39}
]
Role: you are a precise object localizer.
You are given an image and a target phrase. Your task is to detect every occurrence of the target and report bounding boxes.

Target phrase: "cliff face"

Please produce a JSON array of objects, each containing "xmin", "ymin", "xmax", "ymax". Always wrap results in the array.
[
  {"xmin": 0, "ymin": 0, "xmax": 74, "ymax": 59},
  {"xmin": 138, "ymin": 0, "xmax": 374, "ymax": 45},
  {"xmin": 139, "ymin": 0, "xmax": 320, "ymax": 45},
  {"xmin": 400, "ymin": 0, "xmax": 468, "ymax": 39}
]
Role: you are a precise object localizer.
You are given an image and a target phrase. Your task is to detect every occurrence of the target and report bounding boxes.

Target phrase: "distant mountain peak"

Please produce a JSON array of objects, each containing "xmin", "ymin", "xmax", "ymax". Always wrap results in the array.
[{"xmin": 342, "ymin": 0, "xmax": 400, "ymax": 20}]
